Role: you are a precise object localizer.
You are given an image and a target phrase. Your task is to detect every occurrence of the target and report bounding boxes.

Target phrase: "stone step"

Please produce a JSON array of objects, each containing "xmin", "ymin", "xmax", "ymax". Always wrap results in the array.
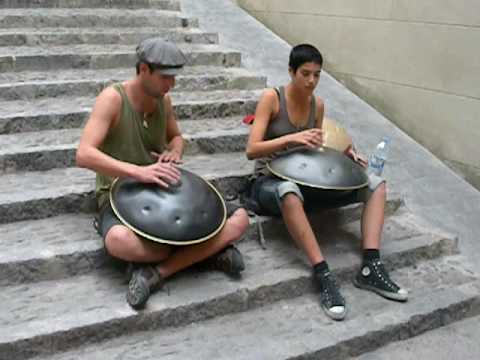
[
  {"xmin": 0, "ymin": 117, "xmax": 250, "ymax": 173},
  {"xmin": 0, "ymin": 89, "xmax": 259, "ymax": 134},
  {"xmin": 0, "ymin": 224, "xmax": 462, "ymax": 359},
  {"xmin": 0, "ymin": 8, "xmax": 197, "ymax": 29},
  {"xmin": 353, "ymin": 314, "xmax": 480, "ymax": 360},
  {"xmin": 28, "ymin": 260, "xmax": 479, "ymax": 360},
  {"xmin": 0, "ymin": 66, "xmax": 266, "ymax": 101},
  {"xmin": 0, "ymin": 198, "xmax": 407, "ymax": 286},
  {"xmin": 0, "ymin": 0, "xmax": 181, "ymax": 10},
  {"xmin": 0, "ymin": 27, "xmax": 219, "ymax": 47},
  {"xmin": 0, "ymin": 65, "xmax": 258, "ymax": 85},
  {"xmin": 0, "ymin": 43, "xmax": 241, "ymax": 72},
  {"xmin": 0, "ymin": 151, "xmax": 251, "ymax": 223}
]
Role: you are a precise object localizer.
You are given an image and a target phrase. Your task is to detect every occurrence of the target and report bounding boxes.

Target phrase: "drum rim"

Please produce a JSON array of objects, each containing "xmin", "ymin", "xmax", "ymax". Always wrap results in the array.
[
  {"xmin": 109, "ymin": 172, "xmax": 227, "ymax": 246},
  {"xmin": 266, "ymin": 148, "xmax": 369, "ymax": 190}
]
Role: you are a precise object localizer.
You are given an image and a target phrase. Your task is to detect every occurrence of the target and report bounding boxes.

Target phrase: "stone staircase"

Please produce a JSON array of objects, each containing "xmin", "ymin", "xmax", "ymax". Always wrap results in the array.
[{"xmin": 0, "ymin": 1, "xmax": 479, "ymax": 359}]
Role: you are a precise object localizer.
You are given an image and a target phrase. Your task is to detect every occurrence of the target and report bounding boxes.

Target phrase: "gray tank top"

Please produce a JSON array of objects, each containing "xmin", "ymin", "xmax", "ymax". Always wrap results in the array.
[{"xmin": 254, "ymin": 86, "xmax": 317, "ymax": 175}]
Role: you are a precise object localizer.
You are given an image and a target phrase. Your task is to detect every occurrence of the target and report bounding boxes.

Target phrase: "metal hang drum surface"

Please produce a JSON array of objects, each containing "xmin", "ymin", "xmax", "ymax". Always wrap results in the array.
[
  {"xmin": 267, "ymin": 147, "xmax": 368, "ymax": 190},
  {"xmin": 109, "ymin": 168, "xmax": 226, "ymax": 245}
]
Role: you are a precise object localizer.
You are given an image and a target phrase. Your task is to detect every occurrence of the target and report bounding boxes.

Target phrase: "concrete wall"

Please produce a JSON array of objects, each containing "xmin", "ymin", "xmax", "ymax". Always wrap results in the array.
[{"xmin": 237, "ymin": 0, "xmax": 480, "ymax": 189}]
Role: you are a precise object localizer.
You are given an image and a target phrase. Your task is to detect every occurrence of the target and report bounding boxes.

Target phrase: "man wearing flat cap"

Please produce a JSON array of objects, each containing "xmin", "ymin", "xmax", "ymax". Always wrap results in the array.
[{"xmin": 76, "ymin": 38, "xmax": 249, "ymax": 309}]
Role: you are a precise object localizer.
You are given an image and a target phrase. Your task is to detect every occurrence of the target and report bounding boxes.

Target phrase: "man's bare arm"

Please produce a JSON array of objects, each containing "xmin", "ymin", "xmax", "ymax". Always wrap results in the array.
[
  {"xmin": 76, "ymin": 87, "xmax": 139, "ymax": 177},
  {"xmin": 153, "ymin": 94, "xmax": 184, "ymax": 163},
  {"xmin": 76, "ymin": 87, "xmax": 180, "ymax": 186}
]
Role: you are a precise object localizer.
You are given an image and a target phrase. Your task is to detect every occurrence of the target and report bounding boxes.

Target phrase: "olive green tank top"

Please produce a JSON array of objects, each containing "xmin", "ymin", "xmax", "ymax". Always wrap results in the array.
[{"xmin": 95, "ymin": 83, "xmax": 167, "ymax": 209}]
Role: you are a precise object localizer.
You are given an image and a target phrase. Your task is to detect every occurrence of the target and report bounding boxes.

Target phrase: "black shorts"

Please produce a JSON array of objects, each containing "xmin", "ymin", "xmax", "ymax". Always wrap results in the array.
[
  {"xmin": 97, "ymin": 202, "xmax": 123, "ymax": 240},
  {"xmin": 249, "ymin": 174, "xmax": 385, "ymax": 216},
  {"xmin": 95, "ymin": 203, "xmax": 129, "ymax": 265}
]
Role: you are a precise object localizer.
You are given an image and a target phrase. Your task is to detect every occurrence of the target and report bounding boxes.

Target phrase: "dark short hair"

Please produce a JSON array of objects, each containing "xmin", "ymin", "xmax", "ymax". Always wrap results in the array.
[
  {"xmin": 136, "ymin": 61, "xmax": 155, "ymax": 75},
  {"xmin": 289, "ymin": 44, "xmax": 323, "ymax": 73}
]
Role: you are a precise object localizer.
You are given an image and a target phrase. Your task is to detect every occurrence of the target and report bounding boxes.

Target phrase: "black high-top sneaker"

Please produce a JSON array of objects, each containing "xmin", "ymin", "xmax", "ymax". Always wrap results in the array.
[
  {"xmin": 313, "ymin": 271, "xmax": 347, "ymax": 321},
  {"xmin": 354, "ymin": 259, "xmax": 408, "ymax": 301}
]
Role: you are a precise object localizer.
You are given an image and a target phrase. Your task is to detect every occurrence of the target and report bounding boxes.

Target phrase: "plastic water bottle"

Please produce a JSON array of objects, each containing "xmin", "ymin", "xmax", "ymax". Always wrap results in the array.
[{"xmin": 368, "ymin": 137, "xmax": 390, "ymax": 176}]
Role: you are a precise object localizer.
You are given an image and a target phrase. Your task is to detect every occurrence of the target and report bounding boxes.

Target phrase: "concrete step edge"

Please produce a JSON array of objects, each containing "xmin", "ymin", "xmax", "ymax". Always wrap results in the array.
[
  {"xmin": 0, "ymin": 27, "xmax": 219, "ymax": 47},
  {"xmin": 0, "ymin": 125, "xmax": 250, "ymax": 173},
  {"xmin": 0, "ymin": 198, "xmax": 407, "ymax": 286},
  {"xmin": 0, "ymin": 91, "xmax": 259, "ymax": 134},
  {"xmin": 0, "ymin": 70, "xmax": 266, "ymax": 101},
  {"xmin": 30, "ymin": 262, "xmax": 480, "ymax": 360},
  {"xmin": 0, "ymin": 152, "xmax": 251, "ymax": 223},
  {"xmin": 0, "ymin": 0, "xmax": 181, "ymax": 10},
  {"xmin": 0, "ymin": 10, "xmax": 199, "ymax": 30},
  {"xmin": 0, "ymin": 235, "xmax": 463, "ymax": 359},
  {"xmin": 0, "ymin": 27, "xmax": 208, "ymax": 35},
  {"xmin": 0, "ymin": 44, "xmax": 241, "ymax": 72}
]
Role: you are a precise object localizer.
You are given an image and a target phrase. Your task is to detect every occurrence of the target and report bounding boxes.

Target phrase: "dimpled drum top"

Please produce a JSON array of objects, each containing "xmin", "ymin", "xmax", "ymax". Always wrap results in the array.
[
  {"xmin": 110, "ymin": 168, "xmax": 226, "ymax": 245},
  {"xmin": 267, "ymin": 147, "xmax": 368, "ymax": 190}
]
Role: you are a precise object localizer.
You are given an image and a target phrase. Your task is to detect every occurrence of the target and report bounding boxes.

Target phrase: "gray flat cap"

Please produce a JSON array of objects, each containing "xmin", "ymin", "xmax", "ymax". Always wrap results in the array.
[{"xmin": 136, "ymin": 37, "xmax": 187, "ymax": 75}]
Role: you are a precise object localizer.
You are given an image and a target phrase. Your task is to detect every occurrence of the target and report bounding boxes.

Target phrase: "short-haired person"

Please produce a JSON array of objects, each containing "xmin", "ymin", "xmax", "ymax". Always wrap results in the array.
[
  {"xmin": 246, "ymin": 44, "xmax": 407, "ymax": 320},
  {"xmin": 76, "ymin": 38, "xmax": 249, "ymax": 309}
]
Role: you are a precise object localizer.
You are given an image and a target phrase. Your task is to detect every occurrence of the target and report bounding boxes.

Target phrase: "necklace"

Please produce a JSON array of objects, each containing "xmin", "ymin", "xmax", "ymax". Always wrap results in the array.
[{"xmin": 142, "ymin": 112, "xmax": 149, "ymax": 129}]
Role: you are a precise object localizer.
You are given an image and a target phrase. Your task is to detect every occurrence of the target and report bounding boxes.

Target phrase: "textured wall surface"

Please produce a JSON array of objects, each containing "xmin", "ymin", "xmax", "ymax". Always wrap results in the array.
[{"xmin": 238, "ymin": 0, "xmax": 480, "ymax": 188}]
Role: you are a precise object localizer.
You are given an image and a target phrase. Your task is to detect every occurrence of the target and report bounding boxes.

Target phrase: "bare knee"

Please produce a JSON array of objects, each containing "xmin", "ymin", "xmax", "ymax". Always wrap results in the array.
[
  {"xmin": 105, "ymin": 225, "xmax": 133, "ymax": 248},
  {"xmin": 105, "ymin": 225, "xmax": 171, "ymax": 261},
  {"xmin": 281, "ymin": 193, "xmax": 303, "ymax": 209},
  {"xmin": 373, "ymin": 182, "xmax": 386, "ymax": 199},
  {"xmin": 224, "ymin": 208, "xmax": 249, "ymax": 244}
]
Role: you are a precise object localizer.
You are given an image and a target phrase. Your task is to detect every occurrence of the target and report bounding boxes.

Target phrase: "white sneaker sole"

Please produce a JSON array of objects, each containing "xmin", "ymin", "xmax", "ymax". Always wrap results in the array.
[{"xmin": 353, "ymin": 278, "xmax": 409, "ymax": 302}]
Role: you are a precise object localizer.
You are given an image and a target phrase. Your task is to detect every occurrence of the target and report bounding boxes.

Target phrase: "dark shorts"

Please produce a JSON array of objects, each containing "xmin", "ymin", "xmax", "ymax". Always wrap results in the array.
[
  {"xmin": 97, "ymin": 202, "xmax": 123, "ymax": 240},
  {"xmin": 250, "ymin": 174, "xmax": 385, "ymax": 216},
  {"xmin": 94, "ymin": 202, "xmax": 129, "ymax": 265}
]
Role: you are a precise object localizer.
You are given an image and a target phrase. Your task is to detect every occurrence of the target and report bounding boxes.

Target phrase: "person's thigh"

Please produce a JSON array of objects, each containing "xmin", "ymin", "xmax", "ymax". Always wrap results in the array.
[
  {"xmin": 98, "ymin": 203, "xmax": 123, "ymax": 240},
  {"xmin": 313, "ymin": 173, "xmax": 386, "ymax": 209},
  {"xmin": 352, "ymin": 173, "xmax": 386, "ymax": 204},
  {"xmin": 252, "ymin": 176, "xmax": 304, "ymax": 216},
  {"xmin": 97, "ymin": 203, "xmax": 129, "ymax": 265},
  {"xmin": 287, "ymin": 172, "xmax": 385, "ymax": 211}
]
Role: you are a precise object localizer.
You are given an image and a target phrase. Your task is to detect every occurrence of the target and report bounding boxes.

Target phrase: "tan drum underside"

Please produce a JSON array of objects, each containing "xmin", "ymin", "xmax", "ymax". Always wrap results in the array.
[{"xmin": 322, "ymin": 117, "xmax": 352, "ymax": 152}]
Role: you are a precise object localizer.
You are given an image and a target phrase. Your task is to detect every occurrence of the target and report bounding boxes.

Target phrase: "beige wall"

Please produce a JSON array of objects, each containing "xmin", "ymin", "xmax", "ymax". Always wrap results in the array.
[{"xmin": 238, "ymin": 0, "xmax": 480, "ymax": 188}]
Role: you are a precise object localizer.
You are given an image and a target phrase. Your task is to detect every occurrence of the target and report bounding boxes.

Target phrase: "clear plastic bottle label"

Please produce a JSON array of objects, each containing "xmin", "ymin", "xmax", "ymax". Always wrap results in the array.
[{"xmin": 368, "ymin": 154, "xmax": 385, "ymax": 176}]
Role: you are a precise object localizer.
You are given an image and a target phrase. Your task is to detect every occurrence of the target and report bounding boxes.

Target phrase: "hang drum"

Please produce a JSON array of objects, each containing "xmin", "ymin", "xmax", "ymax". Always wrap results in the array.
[
  {"xmin": 110, "ymin": 168, "xmax": 227, "ymax": 245},
  {"xmin": 267, "ymin": 147, "xmax": 368, "ymax": 191}
]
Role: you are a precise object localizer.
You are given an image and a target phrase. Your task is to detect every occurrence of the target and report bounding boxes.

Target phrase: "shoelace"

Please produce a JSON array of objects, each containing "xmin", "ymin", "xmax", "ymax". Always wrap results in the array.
[
  {"xmin": 320, "ymin": 274, "xmax": 344, "ymax": 306},
  {"xmin": 370, "ymin": 261, "xmax": 399, "ymax": 291}
]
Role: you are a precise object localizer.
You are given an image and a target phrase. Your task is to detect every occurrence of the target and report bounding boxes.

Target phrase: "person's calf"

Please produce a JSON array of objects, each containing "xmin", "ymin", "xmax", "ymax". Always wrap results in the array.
[{"xmin": 224, "ymin": 206, "xmax": 249, "ymax": 245}]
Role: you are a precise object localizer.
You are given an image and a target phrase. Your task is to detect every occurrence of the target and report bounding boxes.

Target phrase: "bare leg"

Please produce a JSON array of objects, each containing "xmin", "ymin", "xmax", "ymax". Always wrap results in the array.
[
  {"xmin": 105, "ymin": 209, "xmax": 249, "ymax": 277},
  {"xmin": 105, "ymin": 225, "xmax": 172, "ymax": 263},
  {"xmin": 355, "ymin": 183, "xmax": 408, "ymax": 301},
  {"xmin": 280, "ymin": 194, "xmax": 346, "ymax": 320},
  {"xmin": 360, "ymin": 182, "xmax": 386, "ymax": 249},
  {"xmin": 157, "ymin": 208, "xmax": 249, "ymax": 278},
  {"xmin": 281, "ymin": 193, "xmax": 324, "ymax": 265}
]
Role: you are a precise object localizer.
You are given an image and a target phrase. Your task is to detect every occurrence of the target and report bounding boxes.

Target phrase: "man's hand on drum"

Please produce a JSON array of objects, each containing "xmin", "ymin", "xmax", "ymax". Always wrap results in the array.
[
  {"xmin": 151, "ymin": 150, "xmax": 182, "ymax": 164},
  {"xmin": 344, "ymin": 145, "xmax": 368, "ymax": 168},
  {"xmin": 137, "ymin": 161, "xmax": 181, "ymax": 188},
  {"xmin": 288, "ymin": 128, "xmax": 323, "ymax": 149}
]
